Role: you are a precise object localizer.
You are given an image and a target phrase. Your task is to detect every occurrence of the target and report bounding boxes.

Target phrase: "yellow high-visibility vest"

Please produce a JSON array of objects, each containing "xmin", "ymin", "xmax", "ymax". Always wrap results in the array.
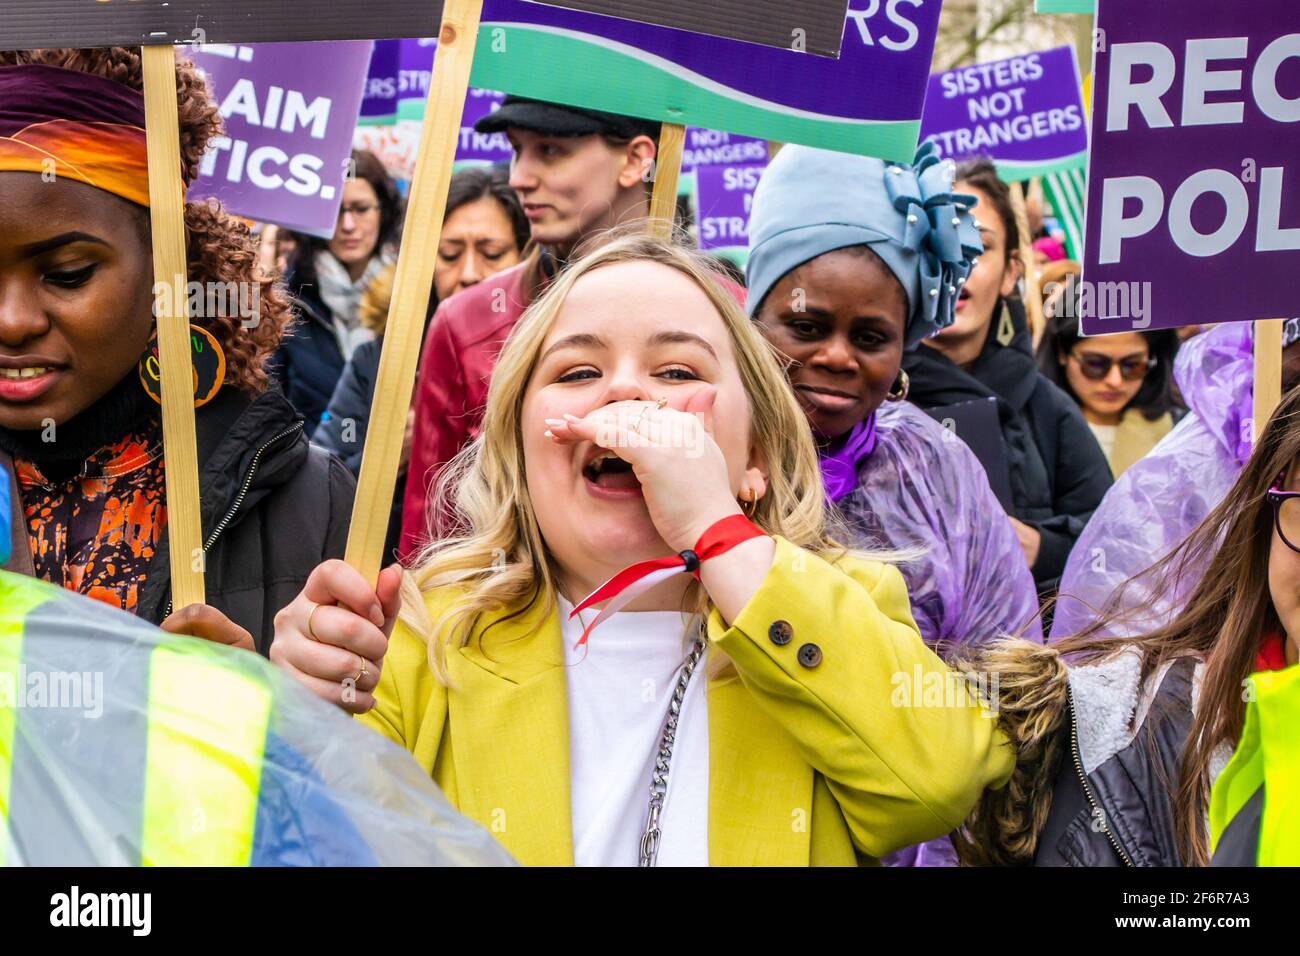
[
  {"xmin": 1210, "ymin": 665, "xmax": 1300, "ymax": 865},
  {"xmin": 1, "ymin": 572, "xmax": 269, "ymax": 865},
  {"xmin": 0, "ymin": 569, "xmax": 513, "ymax": 867}
]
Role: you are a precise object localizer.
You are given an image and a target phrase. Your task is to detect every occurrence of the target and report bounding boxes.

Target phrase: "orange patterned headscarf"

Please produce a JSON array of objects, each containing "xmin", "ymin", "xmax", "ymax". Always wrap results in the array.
[{"xmin": 0, "ymin": 63, "xmax": 150, "ymax": 207}]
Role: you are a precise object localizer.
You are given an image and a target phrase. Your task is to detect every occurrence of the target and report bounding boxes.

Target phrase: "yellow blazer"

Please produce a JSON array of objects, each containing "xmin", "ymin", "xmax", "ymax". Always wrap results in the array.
[{"xmin": 360, "ymin": 537, "xmax": 1013, "ymax": 865}]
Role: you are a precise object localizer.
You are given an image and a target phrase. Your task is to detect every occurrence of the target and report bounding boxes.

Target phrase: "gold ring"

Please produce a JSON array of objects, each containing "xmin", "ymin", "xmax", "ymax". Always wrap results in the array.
[
  {"xmin": 306, "ymin": 602, "xmax": 323, "ymax": 641},
  {"xmin": 355, "ymin": 656, "xmax": 368, "ymax": 685},
  {"xmin": 655, "ymin": 397, "xmax": 667, "ymax": 409}
]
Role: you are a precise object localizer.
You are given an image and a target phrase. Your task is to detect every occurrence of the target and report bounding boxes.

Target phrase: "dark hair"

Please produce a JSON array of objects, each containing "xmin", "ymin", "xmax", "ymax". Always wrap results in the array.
[
  {"xmin": 287, "ymin": 149, "xmax": 403, "ymax": 286},
  {"xmin": 424, "ymin": 165, "xmax": 531, "ymax": 318},
  {"xmin": 446, "ymin": 165, "xmax": 530, "ymax": 265},
  {"xmin": 955, "ymin": 157, "xmax": 1020, "ymax": 264},
  {"xmin": 1035, "ymin": 283, "xmax": 1183, "ymax": 422},
  {"xmin": 709, "ymin": 254, "xmax": 746, "ymax": 290},
  {"xmin": 0, "ymin": 47, "xmax": 294, "ymax": 395}
]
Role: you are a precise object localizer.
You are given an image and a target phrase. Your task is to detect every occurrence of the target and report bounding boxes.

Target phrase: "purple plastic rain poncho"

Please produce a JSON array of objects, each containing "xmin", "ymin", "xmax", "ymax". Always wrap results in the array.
[
  {"xmin": 1050, "ymin": 322, "xmax": 1253, "ymax": 641},
  {"xmin": 836, "ymin": 400, "xmax": 1044, "ymax": 653},
  {"xmin": 834, "ymin": 401, "xmax": 1043, "ymax": 868},
  {"xmin": 746, "ymin": 143, "xmax": 1035, "ymax": 867}
]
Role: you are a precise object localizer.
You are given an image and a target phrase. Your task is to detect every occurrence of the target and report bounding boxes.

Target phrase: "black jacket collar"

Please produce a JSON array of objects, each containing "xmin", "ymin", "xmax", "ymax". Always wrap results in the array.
[
  {"xmin": 905, "ymin": 297, "xmax": 1039, "ymax": 414},
  {"xmin": 135, "ymin": 382, "xmax": 307, "ymax": 619},
  {"xmin": 3, "ymin": 382, "xmax": 308, "ymax": 595}
]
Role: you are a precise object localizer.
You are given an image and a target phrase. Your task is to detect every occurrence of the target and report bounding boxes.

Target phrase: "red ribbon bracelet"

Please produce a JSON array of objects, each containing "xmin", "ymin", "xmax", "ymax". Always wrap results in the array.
[{"xmin": 568, "ymin": 514, "xmax": 767, "ymax": 647}]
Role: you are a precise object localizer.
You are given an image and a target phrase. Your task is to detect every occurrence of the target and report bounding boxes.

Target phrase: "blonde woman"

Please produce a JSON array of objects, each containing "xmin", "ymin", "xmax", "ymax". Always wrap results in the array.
[{"xmin": 271, "ymin": 233, "xmax": 1013, "ymax": 866}]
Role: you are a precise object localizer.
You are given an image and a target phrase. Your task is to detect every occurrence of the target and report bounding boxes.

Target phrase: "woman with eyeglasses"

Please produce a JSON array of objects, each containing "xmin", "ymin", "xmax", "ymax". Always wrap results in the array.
[
  {"xmin": 1036, "ymin": 303, "xmax": 1183, "ymax": 479},
  {"xmin": 1051, "ymin": 321, "xmax": 1300, "ymax": 644},
  {"xmin": 952, "ymin": 383, "xmax": 1300, "ymax": 866},
  {"xmin": 271, "ymin": 150, "xmax": 403, "ymax": 436},
  {"xmin": 314, "ymin": 166, "xmax": 531, "ymax": 563}
]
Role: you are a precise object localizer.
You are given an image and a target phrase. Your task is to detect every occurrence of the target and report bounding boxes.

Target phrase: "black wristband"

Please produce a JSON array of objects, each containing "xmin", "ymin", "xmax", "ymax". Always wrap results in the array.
[{"xmin": 678, "ymin": 549, "xmax": 700, "ymax": 574}]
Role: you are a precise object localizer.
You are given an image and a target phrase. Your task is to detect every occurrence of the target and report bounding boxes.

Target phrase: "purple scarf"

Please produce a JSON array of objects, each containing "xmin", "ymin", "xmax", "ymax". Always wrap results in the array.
[{"xmin": 818, "ymin": 414, "xmax": 878, "ymax": 503}]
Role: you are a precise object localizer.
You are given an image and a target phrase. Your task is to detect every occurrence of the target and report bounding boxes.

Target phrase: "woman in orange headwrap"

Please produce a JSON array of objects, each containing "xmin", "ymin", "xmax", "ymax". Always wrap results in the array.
[{"xmin": 0, "ymin": 48, "xmax": 353, "ymax": 652}]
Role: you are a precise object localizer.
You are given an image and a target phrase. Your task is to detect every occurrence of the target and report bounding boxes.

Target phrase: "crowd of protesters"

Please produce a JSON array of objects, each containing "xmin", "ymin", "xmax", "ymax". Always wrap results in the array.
[{"xmin": 2, "ymin": 45, "xmax": 1294, "ymax": 867}]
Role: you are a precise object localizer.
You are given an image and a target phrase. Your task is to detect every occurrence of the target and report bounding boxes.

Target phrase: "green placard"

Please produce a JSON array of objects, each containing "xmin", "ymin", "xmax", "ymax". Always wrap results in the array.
[
  {"xmin": 467, "ymin": 16, "xmax": 931, "ymax": 160},
  {"xmin": 1034, "ymin": 0, "xmax": 1095, "ymax": 12},
  {"xmin": 993, "ymin": 152, "xmax": 1089, "ymax": 183}
]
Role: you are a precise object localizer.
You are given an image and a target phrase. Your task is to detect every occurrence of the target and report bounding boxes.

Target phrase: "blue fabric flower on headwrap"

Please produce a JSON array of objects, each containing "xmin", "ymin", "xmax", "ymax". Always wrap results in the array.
[{"xmin": 746, "ymin": 141, "xmax": 984, "ymax": 349}]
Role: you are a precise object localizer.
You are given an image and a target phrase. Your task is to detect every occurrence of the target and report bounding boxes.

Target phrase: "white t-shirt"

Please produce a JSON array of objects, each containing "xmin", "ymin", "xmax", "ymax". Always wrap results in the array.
[
  {"xmin": 1088, "ymin": 421, "xmax": 1118, "ymax": 462},
  {"xmin": 558, "ymin": 595, "xmax": 710, "ymax": 867}
]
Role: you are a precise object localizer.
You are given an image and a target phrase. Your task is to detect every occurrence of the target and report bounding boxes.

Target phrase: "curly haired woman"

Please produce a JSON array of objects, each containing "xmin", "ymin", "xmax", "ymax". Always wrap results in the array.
[{"xmin": 0, "ymin": 48, "xmax": 354, "ymax": 653}]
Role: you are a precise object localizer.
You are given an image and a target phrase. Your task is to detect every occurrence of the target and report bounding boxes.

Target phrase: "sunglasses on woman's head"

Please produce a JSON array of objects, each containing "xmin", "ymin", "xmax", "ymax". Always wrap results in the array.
[
  {"xmin": 1069, "ymin": 350, "xmax": 1155, "ymax": 382},
  {"xmin": 1267, "ymin": 473, "xmax": 1300, "ymax": 554}
]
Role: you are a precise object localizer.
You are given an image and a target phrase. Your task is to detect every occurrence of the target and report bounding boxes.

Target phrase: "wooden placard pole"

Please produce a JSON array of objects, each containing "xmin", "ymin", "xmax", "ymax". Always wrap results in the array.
[
  {"xmin": 1009, "ymin": 181, "xmax": 1045, "ymax": 347},
  {"xmin": 648, "ymin": 122, "xmax": 686, "ymax": 240},
  {"xmin": 141, "ymin": 45, "xmax": 206, "ymax": 609},
  {"xmin": 1253, "ymin": 318, "xmax": 1284, "ymax": 444},
  {"xmin": 344, "ymin": 0, "xmax": 485, "ymax": 582}
]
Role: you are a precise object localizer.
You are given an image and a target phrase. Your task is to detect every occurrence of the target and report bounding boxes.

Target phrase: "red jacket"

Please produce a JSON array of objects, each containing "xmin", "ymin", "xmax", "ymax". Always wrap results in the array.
[
  {"xmin": 399, "ymin": 261, "xmax": 745, "ymax": 558},
  {"xmin": 400, "ymin": 263, "xmax": 533, "ymax": 557}
]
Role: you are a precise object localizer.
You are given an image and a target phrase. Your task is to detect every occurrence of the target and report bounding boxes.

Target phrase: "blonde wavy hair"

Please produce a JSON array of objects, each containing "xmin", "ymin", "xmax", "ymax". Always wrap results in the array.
[{"xmin": 400, "ymin": 230, "xmax": 857, "ymax": 679}]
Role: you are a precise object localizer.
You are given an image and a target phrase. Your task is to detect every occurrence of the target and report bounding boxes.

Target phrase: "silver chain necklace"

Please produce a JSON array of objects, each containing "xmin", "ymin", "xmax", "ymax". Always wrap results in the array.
[{"xmin": 639, "ymin": 621, "xmax": 707, "ymax": 867}]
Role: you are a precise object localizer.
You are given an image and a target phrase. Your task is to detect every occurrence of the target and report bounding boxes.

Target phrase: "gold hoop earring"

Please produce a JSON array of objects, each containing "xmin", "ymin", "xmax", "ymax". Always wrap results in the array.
[
  {"xmin": 740, "ymin": 493, "xmax": 758, "ymax": 517},
  {"xmin": 886, "ymin": 369, "xmax": 910, "ymax": 403}
]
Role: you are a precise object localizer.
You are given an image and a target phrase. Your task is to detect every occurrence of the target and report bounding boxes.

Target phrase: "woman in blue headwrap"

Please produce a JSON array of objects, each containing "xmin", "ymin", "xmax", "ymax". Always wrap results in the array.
[
  {"xmin": 748, "ymin": 143, "xmax": 1043, "ymax": 653},
  {"xmin": 745, "ymin": 144, "xmax": 1042, "ymax": 865}
]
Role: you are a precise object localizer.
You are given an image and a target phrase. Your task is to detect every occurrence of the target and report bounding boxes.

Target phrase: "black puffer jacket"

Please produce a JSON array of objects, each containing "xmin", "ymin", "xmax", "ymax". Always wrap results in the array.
[
  {"xmin": 313, "ymin": 337, "xmax": 405, "ymax": 563},
  {"xmin": 1034, "ymin": 658, "xmax": 1195, "ymax": 866},
  {"xmin": 904, "ymin": 298, "xmax": 1113, "ymax": 594},
  {"xmin": 1211, "ymin": 788, "xmax": 1263, "ymax": 866},
  {"xmin": 269, "ymin": 273, "xmax": 345, "ymax": 438},
  {"xmin": 4, "ymin": 383, "xmax": 354, "ymax": 655},
  {"xmin": 138, "ymin": 383, "xmax": 354, "ymax": 652}
]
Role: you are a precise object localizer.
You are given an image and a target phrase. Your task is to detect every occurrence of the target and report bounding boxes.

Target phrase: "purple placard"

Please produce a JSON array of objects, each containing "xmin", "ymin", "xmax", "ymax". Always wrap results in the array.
[
  {"xmin": 360, "ymin": 38, "xmax": 402, "ymax": 123},
  {"xmin": 358, "ymin": 38, "xmax": 436, "ymax": 122},
  {"xmin": 696, "ymin": 163, "xmax": 765, "ymax": 251},
  {"xmin": 1082, "ymin": 0, "xmax": 1300, "ymax": 334},
  {"xmin": 682, "ymin": 129, "xmax": 768, "ymax": 173},
  {"xmin": 473, "ymin": 0, "xmax": 942, "ymax": 157},
  {"xmin": 397, "ymin": 37, "xmax": 437, "ymax": 116},
  {"xmin": 919, "ymin": 45, "xmax": 1087, "ymax": 177},
  {"xmin": 479, "ymin": 0, "xmax": 929, "ymax": 122},
  {"xmin": 459, "ymin": 89, "xmax": 511, "ymax": 163},
  {"xmin": 360, "ymin": 39, "xmax": 510, "ymax": 164},
  {"xmin": 188, "ymin": 41, "xmax": 373, "ymax": 238}
]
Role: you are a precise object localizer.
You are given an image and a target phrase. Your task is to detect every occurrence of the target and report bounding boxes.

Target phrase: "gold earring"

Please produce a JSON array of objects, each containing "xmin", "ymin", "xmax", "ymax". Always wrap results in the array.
[
  {"xmin": 886, "ymin": 369, "xmax": 910, "ymax": 403},
  {"xmin": 740, "ymin": 492, "xmax": 757, "ymax": 517},
  {"xmin": 996, "ymin": 300, "xmax": 1016, "ymax": 346}
]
